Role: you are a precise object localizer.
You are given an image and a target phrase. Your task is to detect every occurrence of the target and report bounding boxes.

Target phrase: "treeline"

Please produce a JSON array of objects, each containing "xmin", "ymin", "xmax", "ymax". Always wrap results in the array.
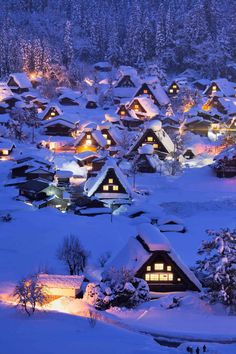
[{"xmin": 0, "ymin": 0, "xmax": 235, "ymax": 78}]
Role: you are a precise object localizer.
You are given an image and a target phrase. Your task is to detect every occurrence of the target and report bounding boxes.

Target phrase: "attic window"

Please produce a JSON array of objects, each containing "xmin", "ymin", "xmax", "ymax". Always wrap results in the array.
[
  {"xmin": 120, "ymin": 111, "xmax": 126, "ymax": 116},
  {"xmin": 143, "ymin": 89, "xmax": 148, "ymax": 94},
  {"xmin": 103, "ymin": 134, "xmax": 108, "ymax": 138},
  {"xmin": 169, "ymin": 89, "xmax": 173, "ymax": 93},
  {"xmin": 113, "ymin": 185, "xmax": 119, "ymax": 191},
  {"xmin": 212, "ymin": 85, "xmax": 217, "ymax": 92},
  {"xmin": 146, "ymin": 266, "xmax": 151, "ymax": 271},
  {"xmin": 86, "ymin": 139, "xmax": 92, "ymax": 146},
  {"xmin": 103, "ymin": 185, "xmax": 109, "ymax": 191},
  {"xmin": 108, "ymin": 178, "xmax": 113, "ymax": 184},
  {"xmin": 87, "ymin": 134, "xmax": 91, "ymax": 139},
  {"xmin": 153, "ymin": 144, "xmax": 158, "ymax": 148},
  {"xmin": 2, "ymin": 149, "xmax": 9, "ymax": 156},
  {"xmin": 134, "ymin": 104, "xmax": 139, "ymax": 111},
  {"xmin": 173, "ymin": 85, "xmax": 177, "ymax": 89},
  {"xmin": 51, "ymin": 111, "xmax": 56, "ymax": 116},
  {"xmin": 107, "ymin": 139, "xmax": 112, "ymax": 145},
  {"xmin": 154, "ymin": 263, "xmax": 164, "ymax": 270},
  {"xmin": 167, "ymin": 266, "xmax": 172, "ymax": 271},
  {"xmin": 147, "ymin": 136, "xmax": 153, "ymax": 142}
]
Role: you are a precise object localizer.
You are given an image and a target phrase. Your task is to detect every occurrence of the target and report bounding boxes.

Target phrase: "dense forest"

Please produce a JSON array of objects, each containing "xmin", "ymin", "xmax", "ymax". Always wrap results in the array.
[{"xmin": 0, "ymin": 0, "xmax": 235, "ymax": 80}]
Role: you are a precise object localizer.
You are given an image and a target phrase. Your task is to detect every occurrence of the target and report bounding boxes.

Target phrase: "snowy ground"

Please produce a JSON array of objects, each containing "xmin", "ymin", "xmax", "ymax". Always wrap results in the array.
[{"xmin": 0, "ymin": 144, "xmax": 236, "ymax": 353}]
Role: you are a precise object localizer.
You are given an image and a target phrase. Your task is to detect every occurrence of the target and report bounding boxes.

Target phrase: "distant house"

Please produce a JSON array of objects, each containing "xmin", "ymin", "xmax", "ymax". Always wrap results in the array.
[
  {"xmin": 11, "ymin": 157, "xmax": 52, "ymax": 178},
  {"xmin": 128, "ymin": 96, "xmax": 160, "ymax": 120},
  {"xmin": 0, "ymin": 139, "xmax": 15, "ymax": 157},
  {"xmin": 25, "ymin": 166, "xmax": 55, "ymax": 181},
  {"xmin": 204, "ymin": 79, "xmax": 236, "ymax": 97},
  {"xmin": 113, "ymin": 66, "xmax": 141, "ymax": 102},
  {"xmin": 7, "ymin": 73, "xmax": 32, "ymax": 94},
  {"xmin": 167, "ymin": 81, "xmax": 181, "ymax": 95},
  {"xmin": 43, "ymin": 117, "xmax": 74, "ymax": 136},
  {"xmin": 37, "ymin": 274, "xmax": 84, "ymax": 299},
  {"xmin": 41, "ymin": 105, "xmax": 63, "ymax": 120},
  {"xmin": 85, "ymin": 95, "xmax": 98, "ymax": 109},
  {"xmin": 2, "ymin": 94, "xmax": 21, "ymax": 109},
  {"xmin": 103, "ymin": 223, "xmax": 201, "ymax": 292},
  {"xmin": 74, "ymin": 127, "xmax": 106, "ymax": 153},
  {"xmin": 84, "ymin": 159, "xmax": 132, "ymax": 203},
  {"xmin": 117, "ymin": 104, "xmax": 131, "ymax": 118},
  {"xmin": 202, "ymin": 96, "xmax": 236, "ymax": 117},
  {"xmin": 55, "ymin": 170, "xmax": 73, "ymax": 187},
  {"xmin": 19, "ymin": 179, "xmax": 62, "ymax": 201},
  {"xmin": 127, "ymin": 120, "xmax": 174, "ymax": 159},
  {"xmin": 134, "ymin": 145, "xmax": 160, "ymax": 173},
  {"xmin": 59, "ymin": 91, "xmax": 80, "ymax": 106},
  {"xmin": 98, "ymin": 124, "xmax": 120, "ymax": 148},
  {"xmin": 183, "ymin": 149, "xmax": 195, "ymax": 160},
  {"xmin": 94, "ymin": 61, "xmax": 112, "ymax": 72},
  {"xmin": 75, "ymin": 150, "xmax": 99, "ymax": 170},
  {"xmin": 213, "ymin": 144, "xmax": 236, "ymax": 178},
  {"xmin": 161, "ymin": 115, "xmax": 180, "ymax": 136},
  {"xmin": 134, "ymin": 83, "xmax": 170, "ymax": 107},
  {"xmin": 184, "ymin": 117, "xmax": 212, "ymax": 136}
]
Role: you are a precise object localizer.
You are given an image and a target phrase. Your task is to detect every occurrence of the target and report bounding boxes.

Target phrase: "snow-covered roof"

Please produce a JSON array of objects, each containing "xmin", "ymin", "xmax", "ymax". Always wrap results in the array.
[
  {"xmin": 218, "ymin": 97, "xmax": 236, "ymax": 115},
  {"xmin": 85, "ymin": 158, "xmax": 132, "ymax": 197},
  {"xmin": 37, "ymin": 274, "xmax": 84, "ymax": 289},
  {"xmin": 74, "ymin": 129, "xmax": 106, "ymax": 147},
  {"xmin": 8, "ymin": 73, "xmax": 32, "ymax": 89},
  {"xmin": 205, "ymin": 78, "xmax": 236, "ymax": 97},
  {"xmin": 0, "ymin": 138, "xmax": 15, "ymax": 150},
  {"xmin": 137, "ymin": 223, "xmax": 171, "ymax": 252},
  {"xmin": 138, "ymin": 144, "xmax": 154, "ymax": 155},
  {"xmin": 74, "ymin": 151, "xmax": 99, "ymax": 161},
  {"xmin": 129, "ymin": 96, "xmax": 160, "ymax": 118},
  {"xmin": 41, "ymin": 104, "xmax": 63, "ymax": 117},
  {"xmin": 214, "ymin": 144, "xmax": 236, "ymax": 161},
  {"xmin": 43, "ymin": 116, "xmax": 75, "ymax": 128}
]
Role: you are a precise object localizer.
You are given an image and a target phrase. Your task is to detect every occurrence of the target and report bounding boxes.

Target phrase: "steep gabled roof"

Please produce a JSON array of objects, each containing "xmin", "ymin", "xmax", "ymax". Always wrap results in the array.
[
  {"xmin": 43, "ymin": 116, "xmax": 75, "ymax": 128},
  {"xmin": 204, "ymin": 78, "xmax": 236, "ymax": 97},
  {"xmin": 74, "ymin": 129, "xmax": 107, "ymax": 147},
  {"xmin": 8, "ymin": 73, "xmax": 32, "ymax": 89},
  {"xmin": 84, "ymin": 158, "xmax": 132, "ymax": 197},
  {"xmin": 129, "ymin": 96, "xmax": 160, "ymax": 118},
  {"xmin": 38, "ymin": 274, "xmax": 84, "ymax": 289}
]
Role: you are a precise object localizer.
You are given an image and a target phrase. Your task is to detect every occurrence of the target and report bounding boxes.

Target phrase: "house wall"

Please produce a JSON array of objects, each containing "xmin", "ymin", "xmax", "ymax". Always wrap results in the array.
[{"xmin": 94, "ymin": 168, "xmax": 127, "ymax": 194}]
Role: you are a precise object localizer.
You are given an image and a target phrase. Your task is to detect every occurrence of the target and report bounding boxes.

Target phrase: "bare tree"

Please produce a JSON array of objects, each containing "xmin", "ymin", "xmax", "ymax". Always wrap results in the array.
[
  {"xmin": 98, "ymin": 251, "xmax": 111, "ymax": 268},
  {"xmin": 57, "ymin": 234, "xmax": 89, "ymax": 275},
  {"xmin": 13, "ymin": 275, "xmax": 47, "ymax": 316}
]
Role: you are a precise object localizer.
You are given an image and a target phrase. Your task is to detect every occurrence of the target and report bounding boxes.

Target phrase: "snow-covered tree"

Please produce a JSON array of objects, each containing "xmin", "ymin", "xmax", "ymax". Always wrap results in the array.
[
  {"xmin": 9, "ymin": 108, "xmax": 27, "ymax": 141},
  {"xmin": 14, "ymin": 275, "xmax": 47, "ymax": 316},
  {"xmin": 195, "ymin": 228, "xmax": 236, "ymax": 314},
  {"xmin": 26, "ymin": 106, "xmax": 41, "ymax": 143}
]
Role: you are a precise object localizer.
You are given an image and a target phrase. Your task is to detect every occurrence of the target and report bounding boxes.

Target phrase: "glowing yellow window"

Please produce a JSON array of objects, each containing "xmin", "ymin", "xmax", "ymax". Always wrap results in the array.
[
  {"xmin": 150, "ymin": 273, "xmax": 159, "ymax": 281},
  {"xmin": 177, "ymin": 278, "xmax": 181, "ymax": 282},
  {"xmin": 134, "ymin": 104, "xmax": 139, "ymax": 110},
  {"xmin": 108, "ymin": 179, "xmax": 113, "ymax": 184},
  {"xmin": 167, "ymin": 266, "xmax": 172, "ymax": 272},
  {"xmin": 147, "ymin": 136, "xmax": 153, "ymax": 142},
  {"xmin": 153, "ymin": 144, "xmax": 158, "ymax": 148},
  {"xmin": 86, "ymin": 140, "xmax": 92, "ymax": 146},
  {"xmin": 2, "ymin": 149, "xmax": 9, "ymax": 156},
  {"xmin": 173, "ymin": 85, "xmax": 177, "ymax": 89},
  {"xmin": 103, "ymin": 134, "xmax": 108, "ymax": 138},
  {"xmin": 169, "ymin": 89, "xmax": 173, "ymax": 93},
  {"xmin": 168, "ymin": 273, "xmax": 173, "ymax": 281},
  {"xmin": 87, "ymin": 134, "xmax": 91, "ymax": 139},
  {"xmin": 159, "ymin": 273, "xmax": 168, "ymax": 281},
  {"xmin": 113, "ymin": 185, "xmax": 119, "ymax": 191},
  {"xmin": 143, "ymin": 89, "xmax": 148, "ymax": 94},
  {"xmin": 107, "ymin": 139, "xmax": 112, "ymax": 145},
  {"xmin": 103, "ymin": 185, "xmax": 109, "ymax": 191},
  {"xmin": 212, "ymin": 85, "xmax": 217, "ymax": 91},
  {"xmin": 145, "ymin": 274, "xmax": 150, "ymax": 281},
  {"xmin": 154, "ymin": 263, "xmax": 164, "ymax": 270},
  {"xmin": 120, "ymin": 111, "xmax": 126, "ymax": 116},
  {"xmin": 146, "ymin": 266, "xmax": 151, "ymax": 271}
]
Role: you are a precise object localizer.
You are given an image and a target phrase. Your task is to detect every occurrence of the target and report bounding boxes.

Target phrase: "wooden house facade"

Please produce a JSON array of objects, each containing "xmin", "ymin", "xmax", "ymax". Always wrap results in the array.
[
  {"xmin": 104, "ymin": 224, "xmax": 201, "ymax": 293},
  {"xmin": 74, "ymin": 129, "xmax": 106, "ymax": 153},
  {"xmin": 42, "ymin": 106, "xmax": 62, "ymax": 120},
  {"xmin": 167, "ymin": 81, "xmax": 180, "ymax": 95}
]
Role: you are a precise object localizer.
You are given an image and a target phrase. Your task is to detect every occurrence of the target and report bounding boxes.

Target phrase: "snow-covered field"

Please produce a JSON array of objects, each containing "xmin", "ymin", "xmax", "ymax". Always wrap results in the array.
[{"xmin": 0, "ymin": 146, "xmax": 236, "ymax": 353}]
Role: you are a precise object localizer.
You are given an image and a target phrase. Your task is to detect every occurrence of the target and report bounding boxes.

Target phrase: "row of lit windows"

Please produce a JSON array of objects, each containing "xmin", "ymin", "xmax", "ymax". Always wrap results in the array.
[
  {"xmin": 145, "ymin": 273, "xmax": 174, "ymax": 281},
  {"xmin": 103, "ymin": 185, "xmax": 119, "ymax": 191},
  {"xmin": 146, "ymin": 263, "xmax": 172, "ymax": 272},
  {"xmin": 169, "ymin": 88, "xmax": 180, "ymax": 94}
]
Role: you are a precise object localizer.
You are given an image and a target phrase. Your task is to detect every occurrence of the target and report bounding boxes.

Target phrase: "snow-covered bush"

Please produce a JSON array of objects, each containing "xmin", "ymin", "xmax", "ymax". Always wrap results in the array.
[
  {"xmin": 84, "ymin": 267, "xmax": 150, "ymax": 310},
  {"xmin": 1, "ymin": 213, "xmax": 12, "ymax": 222},
  {"xmin": 14, "ymin": 275, "xmax": 47, "ymax": 316},
  {"xmin": 195, "ymin": 228, "xmax": 236, "ymax": 314}
]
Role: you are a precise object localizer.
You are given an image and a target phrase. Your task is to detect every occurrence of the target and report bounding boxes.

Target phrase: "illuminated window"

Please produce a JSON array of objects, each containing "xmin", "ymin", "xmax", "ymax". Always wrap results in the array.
[
  {"xmin": 2, "ymin": 149, "xmax": 9, "ymax": 156},
  {"xmin": 159, "ymin": 273, "xmax": 168, "ymax": 281},
  {"xmin": 103, "ymin": 185, "xmax": 109, "ymax": 191},
  {"xmin": 169, "ymin": 89, "xmax": 173, "ymax": 93},
  {"xmin": 212, "ymin": 85, "xmax": 217, "ymax": 91},
  {"xmin": 176, "ymin": 89, "xmax": 180, "ymax": 93},
  {"xmin": 51, "ymin": 111, "xmax": 56, "ymax": 116},
  {"xmin": 167, "ymin": 266, "xmax": 172, "ymax": 272},
  {"xmin": 145, "ymin": 274, "xmax": 150, "ymax": 281},
  {"xmin": 150, "ymin": 273, "xmax": 159, "ymax": 281},
  {"xmin": 177, "ymin": 278, "xmax": 181, "ymax": 282},
  {"xmin": 134, "ymin": 104, "xmax": 139, "ymax": 111},
  {"xmin": 168, "ymin": 273, "xmax": 173, "ymax": 281},
  {"xmin": 86, "ymin": 140, "xmax": 92, "ymax": 146},
  {"xmin": 103, "ymin": 134, "xmax": 108, "ymax": 138},
  {"xmin": 107, "ymin": 139, "xmax": 112, "ymax": 145},
  {"xmin": 153, "ymin": 144, "xmax": 158, "ymax": 148},
  {"xmin": 120, "ymin": 111, "xmax": 126, "ymax": 116},
  {"xmin": 173, "ymin": 85, "xmax": 177, "ymax": 89},
  {"xmin": 143, "ymin": 89, "xmax": 148, "ymax": 94},
  {"xmin": 147, "ymin": 136, "xmax": 153, "ymax": 142},
  {"xmin": 113, "ymin": 185, "xmax": 119, "ymax": 191},
  {"xmin": 108, "ymin": 178, "xmax": 113, "ymax": 184},
  {"xmin": 154, "ymin": 263, "xmax": 164, "ymax": 271},
  {"xmin": 87, "ymin": 134, "xmax": 91, "ymax": 139},
  {"xmin": 146, "ymin": 266, "xmax": 151, "ymax": 271}
]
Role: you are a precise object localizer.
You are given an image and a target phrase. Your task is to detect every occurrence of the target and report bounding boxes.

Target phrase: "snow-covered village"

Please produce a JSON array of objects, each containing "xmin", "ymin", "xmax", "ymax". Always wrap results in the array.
[{"xmin": 0, "ymin": 1, "xmax": 236, "ymax": 354}]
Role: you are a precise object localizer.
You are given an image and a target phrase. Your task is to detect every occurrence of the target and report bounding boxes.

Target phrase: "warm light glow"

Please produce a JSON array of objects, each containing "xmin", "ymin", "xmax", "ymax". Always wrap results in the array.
[
  {"xmin": 51, "ymin": 111, "xmax": 56, "ymax": 116},
  {"xmin": 147, "ymin": 136, "xmax": 153, "ymax": 142},
  {"xmin": 167, "ymin": 266, "xmax": 172, "ymax": 271},
  {"xmin": 113, "ymin": 185, "xmax": 119, "ymax": 191},
  {"xmin": 169, "ymin": 89, "xmax": 173, "ymax": 93},
  {"xmin": 145, "ymin": 273, "xmax": 174, "ymax": 281},
  {"xmin": 154, "ymin": 263, "xmax": 164, "ymax": 270},
  {"xmin": 86, "ymin": 139, "xmax": 92, "ymax": 146},
  {"xmin": 173, "ymin": 85, "xmax": 177, "ymax": 89},
  {"xmin": 153, "ymin": 143, "xmax": 158, "ymax": 148},
  {"xmin": 212, "ymin": 85, "xmax": 217, "ymax": 92},
  {"xmin": 2, "ymin": 149, "xmax": 9, "ymax": 156},
  {"xmin": 108, "ymin": 179, "xmax": 113, "ymax": 184},
  {"xmin": 103, "ymin": 185, "xmax": 109, "ymax": 191},
  {"xmin": 120, "ymin": 111, "xmax": 126, "ymax": 116},
  {"xmin": 107, "ymin": 139, "xmax": 111, "ymax": 145},
  {"xmin": 146, "ymin": 266, "xmax": 151, "ymax": 271},
  {"xmin": 143, "ymin": 89, "xmax": 148, "ymax": 94},
  {"xmin": 134, "ymin": 104, "xmax": 139, "ymax": 111},
  {"xmin": 103, "ymin": 134, "xmax": 108, "ymax": 138}
]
